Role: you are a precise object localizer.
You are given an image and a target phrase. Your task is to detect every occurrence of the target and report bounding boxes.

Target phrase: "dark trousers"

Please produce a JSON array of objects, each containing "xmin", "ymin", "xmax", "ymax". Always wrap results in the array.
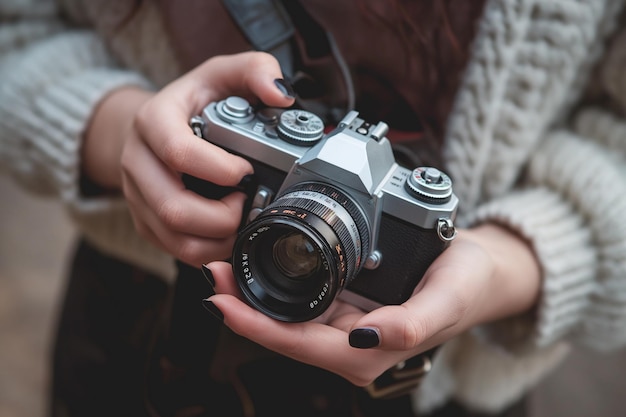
[{"xmin": 50, "ymin": 240, "xmax": 526, "ymax": 417}]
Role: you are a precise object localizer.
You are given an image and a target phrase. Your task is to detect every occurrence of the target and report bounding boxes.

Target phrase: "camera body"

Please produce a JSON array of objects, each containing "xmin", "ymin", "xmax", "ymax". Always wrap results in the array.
[{"xmin": 191, "ymin": 96, "xmax": 458, "ymax": 322}]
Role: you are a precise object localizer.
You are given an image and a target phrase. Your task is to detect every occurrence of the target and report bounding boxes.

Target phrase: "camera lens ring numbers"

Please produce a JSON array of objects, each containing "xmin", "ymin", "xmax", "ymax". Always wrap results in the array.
[{"xmin": 277, "ymin": 110, "xmax": 325, "ymax": 145}]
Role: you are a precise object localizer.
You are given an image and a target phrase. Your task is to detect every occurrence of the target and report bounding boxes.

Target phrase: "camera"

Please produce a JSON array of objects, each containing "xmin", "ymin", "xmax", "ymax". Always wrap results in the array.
[{"xmin": 189, "ymin": 96, "xmax": 458, "ymax": 322}]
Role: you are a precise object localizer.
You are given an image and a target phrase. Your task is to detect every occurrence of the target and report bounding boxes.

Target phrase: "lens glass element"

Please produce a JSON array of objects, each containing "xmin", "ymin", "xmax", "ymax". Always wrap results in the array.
[
  {"xmin": 273, "ymin": 232, "xmax": 321, "ymax": 280},
  {"xmin": 233, "ymin": 182, "xmax": 370, "ymax": 322}
]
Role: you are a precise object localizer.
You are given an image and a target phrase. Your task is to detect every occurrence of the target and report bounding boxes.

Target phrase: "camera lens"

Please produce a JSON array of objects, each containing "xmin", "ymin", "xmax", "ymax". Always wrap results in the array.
[
  {"xmin": 273, "ymin": 232, "xmax": 321, "ymax": 280},
  {"xmin": 232, "ymin": 183, "xmax": 370, "ymax": 322}
]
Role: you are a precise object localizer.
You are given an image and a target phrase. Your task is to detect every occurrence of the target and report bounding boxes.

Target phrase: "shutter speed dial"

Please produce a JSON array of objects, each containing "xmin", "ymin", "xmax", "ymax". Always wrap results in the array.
[{"xmin": 406, "ymin": 167, "xmax": 453, "ymax": 203}]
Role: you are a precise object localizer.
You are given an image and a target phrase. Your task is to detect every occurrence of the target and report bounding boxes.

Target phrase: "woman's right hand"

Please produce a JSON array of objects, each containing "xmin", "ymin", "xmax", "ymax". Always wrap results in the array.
[{"xmin": 81, "ymin": 52, "xmax": 295, "ymax": 266}]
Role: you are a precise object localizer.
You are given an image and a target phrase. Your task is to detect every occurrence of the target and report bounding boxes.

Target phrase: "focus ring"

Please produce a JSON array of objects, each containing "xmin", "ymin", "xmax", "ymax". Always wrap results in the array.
[
  {"xmin": 266, "ymin": 183, "xmax": 370, "ymax": 286},
  {"xmin": 271, "ymin": 197, "xmax": 358, "ymax": 282}
]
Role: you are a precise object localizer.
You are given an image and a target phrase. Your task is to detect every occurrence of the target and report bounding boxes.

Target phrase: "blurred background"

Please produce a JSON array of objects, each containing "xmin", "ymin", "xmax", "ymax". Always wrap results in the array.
[{"xmin": 1, "ymin": 172, "xmax": 625, "ymax": 417}]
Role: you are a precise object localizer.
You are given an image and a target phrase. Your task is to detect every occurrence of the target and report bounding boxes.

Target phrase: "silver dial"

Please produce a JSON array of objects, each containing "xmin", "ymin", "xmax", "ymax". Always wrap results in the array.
[
  {"xmin": 277, "ymin": 110, "xmax": 325, "ymax": 145},
  {"xmin": 217, "ymin": 96, "xmax": 254, "ymax": 123},
  {"xmin": 406, "ymin": 167, "xmax": 453, "ymax": 203}
]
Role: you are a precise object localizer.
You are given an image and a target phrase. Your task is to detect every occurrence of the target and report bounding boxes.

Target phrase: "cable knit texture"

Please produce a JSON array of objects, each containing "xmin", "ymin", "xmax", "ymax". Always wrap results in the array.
[
  {"xmin": 0, "ymin": 3, "xmax": 176, "ymax": 278},
  {"xmin": 1, "ymin": 0, "xmax": 626, "ymax": 413}
]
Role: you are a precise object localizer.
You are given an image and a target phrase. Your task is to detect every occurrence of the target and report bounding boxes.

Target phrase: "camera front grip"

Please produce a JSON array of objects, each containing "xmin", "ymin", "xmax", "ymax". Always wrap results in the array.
[{"xmin": 364, "ymin": 346, "xmax": 440, "ymax": 399}]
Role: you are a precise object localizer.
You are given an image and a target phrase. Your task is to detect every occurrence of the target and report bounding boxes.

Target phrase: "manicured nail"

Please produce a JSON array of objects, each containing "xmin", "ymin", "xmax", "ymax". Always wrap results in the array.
[
  {"xmin": 237, "ymin": 174, "xmax": 257, "ymax": 193},
  {"xmin": 349, "ymin": 327, "xmax": 381, "ymax": 349},
  {"xmin": 274, "ymin": 78, "xmax": 296, "ymax": 99},
  {"xmin": 202, "ymin": 299, "xmax": 224, "ymax": 322},
  {"xmin": 201, "ymin": 264, "xmax": 215, "ymax": 287}
]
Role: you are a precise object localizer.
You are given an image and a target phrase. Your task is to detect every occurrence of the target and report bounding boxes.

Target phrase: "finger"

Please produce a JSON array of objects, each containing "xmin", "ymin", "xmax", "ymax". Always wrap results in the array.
[
  {"xmin": 129, "ymin": 207, "xmax": 236, "ymax": 265},
  {"xmin": 128, "ymin": 176, "xmax": 247, "ymax": 240},
  {"xmin": 312, "ymin": 301, "xmax": 365, "ymax": 329},
  {"xmin": 123, "ymin": 137, "xmax": 247, "ymax": 237},
  {"xmin": 123, "ymin": 176, "xmax": 238, "ymax": 265},
  {"xmin": 362, "ymin": 237, "xmax": 496, "ymax": 351},
  {"xmin": 207, "ymin": 261, "xmax": 415, "ymax": 385},
  {"xmin": 208, "ymin": 261, "xmax": 365, "ymax": 330},
  {"xmin": 183, "ymin": 51, "xmax": 296, "ymax": 111},
  {"xmin": 136, "ymin": 52, "xmax": 294, "ymax": 183},
  {"xmin": 208, "ymin": 292, "xmax": 401, "ymax": 386},
  {"xmin": 349, "ymin": 259, "xmax": 483, "ymax": 351},
  {"xmin": 135, "ymin": 106, "xmax": 254, "ymax": 186},
  {"xmin": 128, "ymin": 197, "xmax": 237, "ymax": 264},
  {"xmin": 204, "ymin": 261, "xmax": 241, "ymax": 295}
]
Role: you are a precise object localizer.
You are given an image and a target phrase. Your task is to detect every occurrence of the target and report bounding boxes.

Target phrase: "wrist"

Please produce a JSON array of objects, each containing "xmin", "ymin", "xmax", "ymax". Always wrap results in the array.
[
  {"xmin": 82, "ymin": 86, "xmax": 154, "ymax": 190},
  {"xmin": 465, "ymin": 223, "xmax": 542, "ymax": 322}
]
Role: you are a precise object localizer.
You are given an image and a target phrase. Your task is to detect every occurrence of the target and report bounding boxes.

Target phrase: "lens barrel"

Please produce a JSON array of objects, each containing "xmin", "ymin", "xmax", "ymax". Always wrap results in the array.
[{"xmin": 232, "ymin": 183, "xmax": 369, "ymax": 322}]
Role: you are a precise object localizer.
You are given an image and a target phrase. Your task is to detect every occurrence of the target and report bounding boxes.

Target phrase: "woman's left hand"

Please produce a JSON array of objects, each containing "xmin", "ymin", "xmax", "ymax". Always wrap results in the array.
[{"xmin": 204, "ymin": 223, "xmax": 541, "ymax": 386}]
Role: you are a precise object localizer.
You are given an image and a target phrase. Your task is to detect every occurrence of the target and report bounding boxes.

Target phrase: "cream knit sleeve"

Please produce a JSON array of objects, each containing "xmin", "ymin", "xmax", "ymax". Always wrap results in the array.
[
  {"xmin": 0, "ymin": 0, "xmax": 175, "ymax": 279},
  {"xmin": 470, "ymin": 126, "xmax": 626, "ymax": 351},
  {"xmin": 439, "ymin": 0, "xmax": 626, "ymax": 353},
  {"xmin": 443, "ymin": 92, "xmax": 626, "ymax": 415},
  {"xmin": 469, "ymin": 18, "xmax": 626, "ymax": 352}
]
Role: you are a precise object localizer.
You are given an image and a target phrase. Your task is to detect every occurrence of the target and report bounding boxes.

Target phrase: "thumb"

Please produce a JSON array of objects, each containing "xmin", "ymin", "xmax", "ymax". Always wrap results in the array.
[{"xmin": 348, "ymin": 270, "xmax": 470, "ymax": 351}]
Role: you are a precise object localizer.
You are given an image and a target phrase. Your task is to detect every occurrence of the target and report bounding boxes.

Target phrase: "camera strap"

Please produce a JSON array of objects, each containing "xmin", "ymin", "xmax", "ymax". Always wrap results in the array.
[
  {"xmin": 363, "ymin": 347, "xmax": 439, "ymax": 400},
  {"xmin": 221, "ymin": 0, "xmax": 355, "ymax": 124},
  {"xmin": 220, "ymin": 0, "xmax": 296, "ymax": 76}
]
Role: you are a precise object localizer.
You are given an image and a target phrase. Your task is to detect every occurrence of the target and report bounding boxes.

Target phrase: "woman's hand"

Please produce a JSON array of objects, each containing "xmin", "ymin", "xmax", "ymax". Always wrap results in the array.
[
  {"xmin": 82, "ymin": 52, "xmax": 295, "ymax": 266},
  {"xmin": 204, "ymin": 223, "xmax": 541, "ymax": 386}
]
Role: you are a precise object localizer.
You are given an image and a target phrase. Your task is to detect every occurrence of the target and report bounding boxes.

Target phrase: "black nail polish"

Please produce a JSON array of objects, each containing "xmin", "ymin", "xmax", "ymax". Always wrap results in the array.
[
  {"xmin": 349, "ymin": 327, "xmax": 381, "ymax": 349},
  {"xmin": 274, "ymin": 78, "xmax": 296, "ymax": 99},
  {"xmin": 202, "ymin": 299, "xmax": 224, "ymax": 322},
  {"xmin": 237, "ymin": 174, "xmax": 257, "ymax": 193},
  {"xmin": 201, "ymin": 264, "xmax": 215, "ymax": 287}
]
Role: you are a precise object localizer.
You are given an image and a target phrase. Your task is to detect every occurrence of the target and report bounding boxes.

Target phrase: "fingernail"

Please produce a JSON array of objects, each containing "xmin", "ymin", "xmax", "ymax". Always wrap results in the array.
[
  {"xmin": 237, "ymin": 174, "xmax": 257, "ymax": 193},
  {"xmin": 274, "ymin": 78, "xmax": 296, "ymax": 99},
  {"xmin": 201, "ymin": 264, "xmax": 215, "ymax": 287},
  {"xmin": 349, "ymin": 327, "xmax": 381, "ymax": 349},
  {"xmin": 202, "ymin": 299, "xmax": 224, "ymax": 322}
]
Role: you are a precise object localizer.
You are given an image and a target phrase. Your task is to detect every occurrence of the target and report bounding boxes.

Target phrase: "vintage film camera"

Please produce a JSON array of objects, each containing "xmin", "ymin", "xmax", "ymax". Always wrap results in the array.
[{"xmin": 189, "ymin": 96, "xmax": 458, "ymax": 322}]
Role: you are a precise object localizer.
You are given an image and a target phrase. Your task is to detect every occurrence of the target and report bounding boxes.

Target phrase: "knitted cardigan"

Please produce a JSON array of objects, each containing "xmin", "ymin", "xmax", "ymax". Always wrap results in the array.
[{"xmin": 1, "ymin": 0, "xmax": 626, "ymax": 413}]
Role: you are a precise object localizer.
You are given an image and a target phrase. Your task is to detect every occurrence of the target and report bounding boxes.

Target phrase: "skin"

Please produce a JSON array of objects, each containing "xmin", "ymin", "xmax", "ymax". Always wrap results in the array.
[
  {"xmin": 83, "ymin": 51, "xmax": 541, "ymax": 387},
  {"xmin": 84, "ymin": 52, "xmax": 293, "ymax": 264}
]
